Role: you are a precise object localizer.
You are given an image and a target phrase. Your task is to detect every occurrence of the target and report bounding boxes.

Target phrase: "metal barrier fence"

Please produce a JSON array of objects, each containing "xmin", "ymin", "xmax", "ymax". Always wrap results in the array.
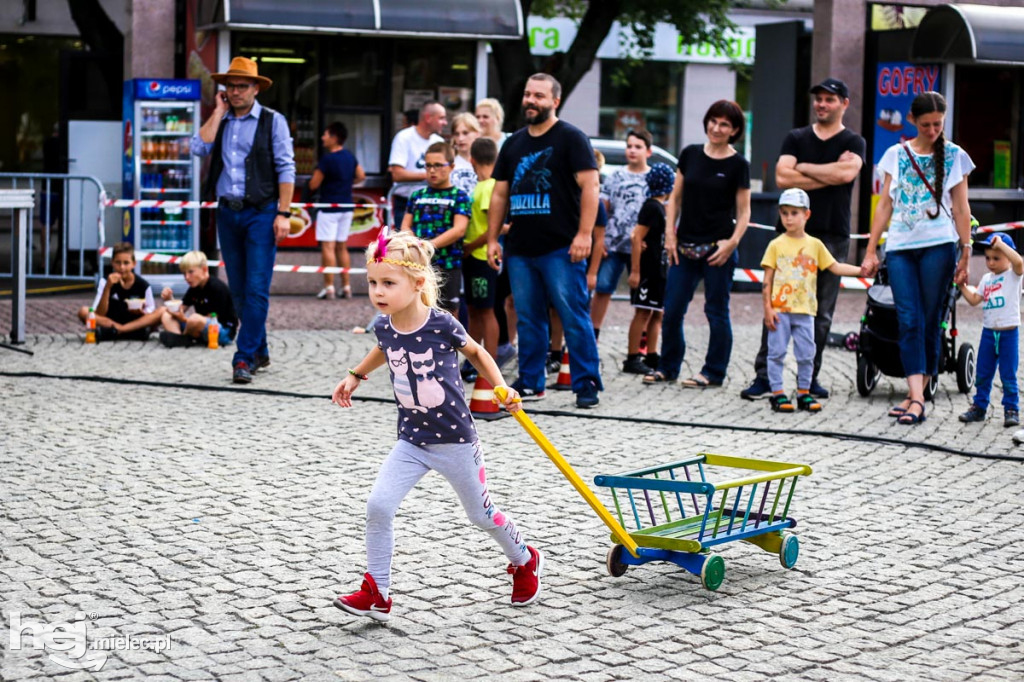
[{"xmin": 0, "ymin": 173, "xmax": 108, "ymax": 284}]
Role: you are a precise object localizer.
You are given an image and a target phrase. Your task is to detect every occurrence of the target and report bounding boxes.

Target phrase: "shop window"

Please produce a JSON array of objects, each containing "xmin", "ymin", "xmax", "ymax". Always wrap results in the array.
[
  {"xmin": 233, "ymin": 34, "xmax": 320, "ymax": 175},
  {"xmin": 392, "ymin": 40, "xmax": 476, "ymax": 133},
  {"xmin": 954, "ymin": 66, "xmax": 1021, "ymax": 189},
  {"xmin": 598, "ymin": 59, "xmax": 684, "ymax": 153}
]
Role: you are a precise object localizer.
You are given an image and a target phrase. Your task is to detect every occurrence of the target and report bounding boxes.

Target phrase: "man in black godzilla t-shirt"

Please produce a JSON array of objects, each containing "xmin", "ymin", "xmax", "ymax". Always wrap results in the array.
[{"xmin": 486, "ymin": 73, "xmax": 603, "ymax": 409}]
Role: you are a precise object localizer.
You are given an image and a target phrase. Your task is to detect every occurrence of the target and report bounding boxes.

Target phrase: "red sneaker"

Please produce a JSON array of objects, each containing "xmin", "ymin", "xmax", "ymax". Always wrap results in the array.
[
  {"xmin": 333, "ymin": 572, "xmax": 392, "ymax": 622},
  {"xmin": 507, "ymin": 546, "xmax": 543, "ymax": 606}
]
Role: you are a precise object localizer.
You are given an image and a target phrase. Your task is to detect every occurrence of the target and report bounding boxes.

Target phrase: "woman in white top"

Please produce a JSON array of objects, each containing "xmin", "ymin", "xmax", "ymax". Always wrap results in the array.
[
  {"xmin": 860, "ymin": 91, "xmax": 975, "ymax": 425},
  {"xmin": 475, "ymin": 98, "xmax": 510, "ymax": 151}
]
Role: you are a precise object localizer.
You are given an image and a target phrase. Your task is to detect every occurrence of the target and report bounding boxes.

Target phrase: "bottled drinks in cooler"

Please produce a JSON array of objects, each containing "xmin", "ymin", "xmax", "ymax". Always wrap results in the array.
[{"xmin": 207, "ymin": 313, "xmax": 220, "ymax": 349}]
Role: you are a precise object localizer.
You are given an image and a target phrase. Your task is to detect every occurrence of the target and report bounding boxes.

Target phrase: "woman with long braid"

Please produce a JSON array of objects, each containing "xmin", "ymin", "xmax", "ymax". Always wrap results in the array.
[{"xmin": 860, "ymin": 92, "xmax": 975, "ymax": 425}]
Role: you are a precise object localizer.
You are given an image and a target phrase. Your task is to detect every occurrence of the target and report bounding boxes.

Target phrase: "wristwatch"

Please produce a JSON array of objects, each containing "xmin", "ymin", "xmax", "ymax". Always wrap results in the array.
[{"xmin": 276, "ymin": 210, "xmax": 291, "ymax": 218}]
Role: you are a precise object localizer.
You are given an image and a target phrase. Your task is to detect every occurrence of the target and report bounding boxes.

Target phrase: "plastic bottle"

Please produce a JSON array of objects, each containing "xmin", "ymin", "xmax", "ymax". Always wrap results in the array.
[
  {"xmin": 85, "ymin": 307, "xmax": 96, "ymax": 344},
  {"xmin": 207, "ymin": 313, "xmax": 220, "ymax": 349}
]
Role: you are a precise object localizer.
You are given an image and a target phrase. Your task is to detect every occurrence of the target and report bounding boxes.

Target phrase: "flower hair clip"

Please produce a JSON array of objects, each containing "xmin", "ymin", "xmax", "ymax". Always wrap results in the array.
[{"xmin": 373, "ymin": 227, "xmax": 428, "ymax": 270}]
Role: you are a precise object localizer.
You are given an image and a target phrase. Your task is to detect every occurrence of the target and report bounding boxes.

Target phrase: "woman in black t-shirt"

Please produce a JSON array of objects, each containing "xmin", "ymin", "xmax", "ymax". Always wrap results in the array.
[{"xmin": 644, "ymin": 100, "xmax": 751, "ymax": 386}]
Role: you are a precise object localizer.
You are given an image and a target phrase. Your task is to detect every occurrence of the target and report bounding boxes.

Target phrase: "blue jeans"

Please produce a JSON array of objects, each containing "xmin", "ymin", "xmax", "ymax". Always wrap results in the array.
[
  {"xmin": 658, "ymin": 249, "xmax": 737, "ymax": 382},
  {"xmin": 886, "ymin": 242, "xmax": 957, "ymax": 377},
  {"xmin": 973, "ymin": 327, "xmax": 1019, "ymax": 411},
  {"xmin": 506, "ymin": 250, "xmax": 602, "ymax": 394},
  {"xmin": 217, "ymin": 202, "xmax": 277, "ymax": 367}
]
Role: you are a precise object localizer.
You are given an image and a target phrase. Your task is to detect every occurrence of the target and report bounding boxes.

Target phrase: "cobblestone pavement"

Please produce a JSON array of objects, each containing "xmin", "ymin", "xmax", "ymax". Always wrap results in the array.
[{"xmin": 2, "ymin": 294, "xmax": 1023, "ymax": 681}]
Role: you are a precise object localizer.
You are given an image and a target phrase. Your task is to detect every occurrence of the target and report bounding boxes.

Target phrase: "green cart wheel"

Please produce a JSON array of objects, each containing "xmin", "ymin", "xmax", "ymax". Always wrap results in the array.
[
  {"xmin": 779, "ymin": 534, "xmax": 800, "ymax": 569},
  {"xmin": 701, "ymin": 554, "xmax": 725, "ymax": 591},
  {"xmin": 606, "ymin": 545, "xmax": 628, "ymax": 577}
]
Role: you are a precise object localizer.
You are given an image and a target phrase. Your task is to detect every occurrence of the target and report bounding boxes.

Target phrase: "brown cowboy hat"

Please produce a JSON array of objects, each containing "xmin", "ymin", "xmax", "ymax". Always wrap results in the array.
[{"xmin": 211, "ymin": 57, "xmax": 272, "ymax": 89}]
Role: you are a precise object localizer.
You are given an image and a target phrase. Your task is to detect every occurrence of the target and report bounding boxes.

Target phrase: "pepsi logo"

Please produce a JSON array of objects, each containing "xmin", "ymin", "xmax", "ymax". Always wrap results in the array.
[{"xmin": 148, "ymin": 81, "xmax": 161, "ymax": 92}]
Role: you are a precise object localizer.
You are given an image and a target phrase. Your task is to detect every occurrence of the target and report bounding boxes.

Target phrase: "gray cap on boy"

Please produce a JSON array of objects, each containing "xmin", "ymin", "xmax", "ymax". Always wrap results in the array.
[{"xmin": 779, "ymin": 188, "xmax": 810, "ymax": 209}]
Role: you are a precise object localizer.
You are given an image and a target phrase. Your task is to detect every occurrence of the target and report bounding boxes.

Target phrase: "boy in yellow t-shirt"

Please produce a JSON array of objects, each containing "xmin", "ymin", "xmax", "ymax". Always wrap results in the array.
[
  {"xmin": 762, "ymin": 189, "xmax": 861, "ymax": 413},
  {"xmin": 462, "ymin": 137, "xmax": 500, "ymax": 364}
]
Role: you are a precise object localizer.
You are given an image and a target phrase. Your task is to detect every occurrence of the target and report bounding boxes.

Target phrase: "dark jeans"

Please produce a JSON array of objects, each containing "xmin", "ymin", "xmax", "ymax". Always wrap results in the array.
[
  {"xmin": 658, "ymin": 249, "xmax": 737, "ymax": 383},
  {"xmin": 886, "ymin": 242, "xmax": 957, "ymax": 377},
  {"xmin": 217, "ymin": 202, "xmax": 277, "ymax": 367},
  {"xmin": 754, "ymin": 235, "xmax": 849, "ymax": 384},
  {"xmin": 506, "ymin": 250, "xmax": 602, "ymax": 394}
]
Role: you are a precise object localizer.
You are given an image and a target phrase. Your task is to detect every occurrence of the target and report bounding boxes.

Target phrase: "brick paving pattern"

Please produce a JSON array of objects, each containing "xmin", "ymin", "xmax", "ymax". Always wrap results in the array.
[{"xmin": 1, "ymin": 289, "xmax": 1022, "ymax": 680}]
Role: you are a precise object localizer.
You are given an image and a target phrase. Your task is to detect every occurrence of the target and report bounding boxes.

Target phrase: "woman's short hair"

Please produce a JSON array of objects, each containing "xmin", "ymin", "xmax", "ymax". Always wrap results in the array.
[
  {"xmin": 703, "ymin": 100, "xmax": 746, "ymax": 143},
  {"xmin": 475, "ymin": 98, "xmax": 505, "ymax": 127}
]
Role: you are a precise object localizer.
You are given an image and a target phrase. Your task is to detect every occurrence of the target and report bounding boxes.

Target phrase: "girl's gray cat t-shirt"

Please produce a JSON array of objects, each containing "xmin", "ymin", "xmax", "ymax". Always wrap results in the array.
[{"xmin": 375, "ymin": 308, "xmax": 479, "ymax": 445}]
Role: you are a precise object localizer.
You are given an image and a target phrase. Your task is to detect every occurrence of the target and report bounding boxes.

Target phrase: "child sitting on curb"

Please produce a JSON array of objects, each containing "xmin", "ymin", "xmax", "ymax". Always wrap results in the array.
[{"xmin": 158, "ymin": 251, "xmax": 238, "ymax": 349}]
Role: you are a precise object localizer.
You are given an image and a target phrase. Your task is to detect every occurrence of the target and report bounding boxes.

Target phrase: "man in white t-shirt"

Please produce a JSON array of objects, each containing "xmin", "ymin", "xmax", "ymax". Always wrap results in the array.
[{"xmin": 388, "ymin": 100, "xmax": 446, "ymax": 226}]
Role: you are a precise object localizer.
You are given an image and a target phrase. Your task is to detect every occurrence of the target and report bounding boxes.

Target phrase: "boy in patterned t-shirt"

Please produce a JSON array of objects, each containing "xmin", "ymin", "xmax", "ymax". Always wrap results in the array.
[
  {"xmin": 761, "ymin": 189, "xmax": 862, "ymax": 413},
  {"xmin": 401, "ymin": 141, "xmax": 471, "ymax": 315}
]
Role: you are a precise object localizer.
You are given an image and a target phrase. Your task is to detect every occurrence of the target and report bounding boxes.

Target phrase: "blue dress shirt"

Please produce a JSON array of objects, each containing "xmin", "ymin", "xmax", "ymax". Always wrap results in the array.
[{"xmin": 192, "ymin": 100, "xmax": 296, "ymax": 200}]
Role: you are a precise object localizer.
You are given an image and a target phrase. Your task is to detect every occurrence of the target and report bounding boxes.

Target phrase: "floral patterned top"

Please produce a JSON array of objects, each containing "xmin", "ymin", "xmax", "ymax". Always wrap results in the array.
[{"xmin": 878, "ymin": 140, "xmax": 974, "ymax": 252}]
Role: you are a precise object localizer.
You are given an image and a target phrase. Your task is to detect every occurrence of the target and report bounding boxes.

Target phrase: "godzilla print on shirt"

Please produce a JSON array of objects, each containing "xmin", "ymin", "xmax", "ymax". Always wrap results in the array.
[{"xmin": 494, "ymin": 120, "xmax": 597, "ymax": 257}]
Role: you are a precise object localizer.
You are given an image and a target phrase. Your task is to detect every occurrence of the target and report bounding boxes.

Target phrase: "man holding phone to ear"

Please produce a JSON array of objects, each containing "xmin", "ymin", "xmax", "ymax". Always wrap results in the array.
[{"xmin": 193, "ymin": 56, "xmax": 295, "ymax": 384}]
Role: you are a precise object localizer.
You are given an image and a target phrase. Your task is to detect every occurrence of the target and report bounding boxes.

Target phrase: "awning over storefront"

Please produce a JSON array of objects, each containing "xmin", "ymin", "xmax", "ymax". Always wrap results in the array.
[
  {"xmin": 197, "ymin": 0, "xmax": 523, "ymax": 40},
  {"xmin": 911, "ymin": 3, "xmax": 1024, "ymax": 65}
]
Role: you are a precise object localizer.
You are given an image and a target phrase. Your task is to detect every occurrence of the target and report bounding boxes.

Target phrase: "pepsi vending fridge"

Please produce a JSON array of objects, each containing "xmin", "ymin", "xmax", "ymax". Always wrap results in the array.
[{"xmin": 122, "ymin": 79, "xmax": 201, "ymax": 284}]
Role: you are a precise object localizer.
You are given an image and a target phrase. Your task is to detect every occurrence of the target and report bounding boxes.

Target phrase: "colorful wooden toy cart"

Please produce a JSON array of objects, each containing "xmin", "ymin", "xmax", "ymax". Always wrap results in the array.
[
  {"xmin": 492, "ymin": 387, "xmax": 813, "ymax": 592},
  {"xmin": 593, "ymin": 454, "xmax": 812, "ymax": 590}
]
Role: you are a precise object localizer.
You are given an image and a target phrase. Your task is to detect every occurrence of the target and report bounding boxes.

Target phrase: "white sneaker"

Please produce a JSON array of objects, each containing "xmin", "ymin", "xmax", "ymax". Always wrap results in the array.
[
  {"xmin": 1013, "ymin": 429, "xmax": 1024, "ymax": 445},
  {"xmin": 316, "ymin": 286, "xmax": 336, "ymax": 300},
  {"xmin": 341, "ymin": 285, "xmax": 352, "ymax": 299}
]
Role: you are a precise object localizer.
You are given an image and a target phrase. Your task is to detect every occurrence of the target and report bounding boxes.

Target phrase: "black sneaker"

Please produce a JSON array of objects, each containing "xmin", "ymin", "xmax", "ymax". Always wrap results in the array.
[
  {"xmin": 622, "ymin": 354, "xmax": 649, "ymax": 374},
  {"xmin": 575, "ymin": 381, "xmax": 600, "ymax": 408},
  {"xmin": 643, "ymin": 352, "xmax": 660, "ymax": 371},
  {"xmin": 460, "ymin": 359, "xmax": 478, "ymax": 383},
  {"xmin": 809, "ymin": 381, "xmax": 830, "ymax": 399},
  {"xmin": 97, "ymin": 326, "xmax": 118, "ymax": 342},
  {"xmin": 740, "ymin": 376, "xmax": 772, "ymax": 400},
  {"xmin": 1004, "ymin": 409, "xmax": 1020, "ymax": 428},
  {"xmin": 159, "ymin": 330, "xmax": 192, "ymax": 348},
  {"xmin": 959, "ymin": 405, "xmax": 986, "ymax": 423},
  {"xmin": 233, "ymin": 361, "xmax": 253, "ymax": 384},
  {"xmin": 546, "ymin": 350, "xmax": 562, "ymax": 376},
  {"xmin": 253, "ymin": 354, "xmax": 271, "ymax": 372},
  {"xmin": 510, "ymin": 379, "xmax": 545, "ymax": 401}
]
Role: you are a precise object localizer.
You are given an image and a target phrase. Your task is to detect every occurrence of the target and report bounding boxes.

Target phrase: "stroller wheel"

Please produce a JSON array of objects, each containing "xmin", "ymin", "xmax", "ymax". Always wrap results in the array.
[
  {"xmin": 856, "ymin": 355, "xmax": 879, "ymax": 397},
  {"xmin": 924, "ymin": 374, "xmax": 939, "ymax": 402},
  {"xmin": 957, "ymin": 343, "xmax": 976, "ymax": 394}
]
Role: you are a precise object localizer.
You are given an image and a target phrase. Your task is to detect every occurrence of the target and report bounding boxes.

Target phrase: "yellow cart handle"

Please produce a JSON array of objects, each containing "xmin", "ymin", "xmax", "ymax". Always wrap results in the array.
[{"xmin": 494, "ymin": 386, "xmax": 639, "ymax": 557}]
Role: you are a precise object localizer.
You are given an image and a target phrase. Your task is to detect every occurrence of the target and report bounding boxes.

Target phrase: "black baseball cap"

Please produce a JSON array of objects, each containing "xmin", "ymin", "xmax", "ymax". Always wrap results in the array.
[{"xmin": 810, "ymin": 78, "xmax": 849, "ymax": 99}]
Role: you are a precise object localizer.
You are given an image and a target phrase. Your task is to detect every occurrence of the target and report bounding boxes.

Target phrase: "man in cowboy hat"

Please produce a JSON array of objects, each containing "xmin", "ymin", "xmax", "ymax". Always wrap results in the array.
[{"xmin": 192, "ymin": 56, "xmax": 295, "ymax": 384}]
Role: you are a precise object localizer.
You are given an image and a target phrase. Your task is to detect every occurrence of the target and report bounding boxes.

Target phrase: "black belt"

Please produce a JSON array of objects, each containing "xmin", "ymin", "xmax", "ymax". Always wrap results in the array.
[{"xmin": 219, "ymin": 197, "xmax": 246, "ymax": 211}]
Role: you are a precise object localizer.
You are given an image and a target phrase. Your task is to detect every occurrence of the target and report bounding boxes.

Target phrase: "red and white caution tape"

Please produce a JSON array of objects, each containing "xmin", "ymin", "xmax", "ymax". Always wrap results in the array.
[
  {"xmin": 733, "ymin": 267, "xmax": 874, "ymax": 290},
  {"xmin": 104, "ymin": 199, "xmax": 385, "ymax": 210},
  {"xmin": 973, "ymin": 221, "xmax": 1024, "ymax": 235},
  {"xmin": 98, "ymin": 247, "xmax": 367, "ymax": 275},
  {"xmin": 747, "ymin": 221, "xmax": 871, "ymax": 239}
]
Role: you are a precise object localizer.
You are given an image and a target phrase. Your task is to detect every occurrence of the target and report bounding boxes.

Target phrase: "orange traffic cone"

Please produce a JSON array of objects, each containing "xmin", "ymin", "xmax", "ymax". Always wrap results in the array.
[
  {"xmin": 469, "ymin": 375, "xmax": 511, "ymax": 421},
  {"xmin": 551, "ymin": 350, "xmax": 572, "ymax": 390}
]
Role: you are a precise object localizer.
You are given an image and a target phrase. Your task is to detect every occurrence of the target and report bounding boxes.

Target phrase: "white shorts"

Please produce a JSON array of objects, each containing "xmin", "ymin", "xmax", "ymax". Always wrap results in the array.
[{"xmin": 315, "ymin": 211, "xmax": 354, "ymax": 242}]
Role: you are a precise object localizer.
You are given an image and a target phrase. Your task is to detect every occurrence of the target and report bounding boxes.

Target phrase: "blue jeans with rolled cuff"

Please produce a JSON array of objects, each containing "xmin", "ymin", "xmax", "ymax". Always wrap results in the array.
[{"xmin": 886, "ymin": 242, "xmax": 957, "ymax": 378}]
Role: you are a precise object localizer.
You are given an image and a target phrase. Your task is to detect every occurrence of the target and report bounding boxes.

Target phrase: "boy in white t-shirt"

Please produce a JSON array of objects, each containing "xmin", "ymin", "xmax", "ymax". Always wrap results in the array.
[{"xmin": 957, "ymin": 233, "xmax": 1023, "ymax": 427}]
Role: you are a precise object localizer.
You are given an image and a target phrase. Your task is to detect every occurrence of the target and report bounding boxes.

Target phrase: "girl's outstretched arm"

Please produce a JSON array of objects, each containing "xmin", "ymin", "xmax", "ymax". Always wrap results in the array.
[
  {"xmin": 460, "ymin": 338, "xmax": 521, "ymax": 412},
  {"xmin": 333, "ymin": 346, "xmax": 386, "ymax": 408}
]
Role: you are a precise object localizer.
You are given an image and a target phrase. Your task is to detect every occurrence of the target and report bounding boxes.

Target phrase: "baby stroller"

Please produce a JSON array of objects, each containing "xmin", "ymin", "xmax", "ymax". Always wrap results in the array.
[{"xmin": 855, "ymin": 257, "xmax": 975, "ymax": 399}]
